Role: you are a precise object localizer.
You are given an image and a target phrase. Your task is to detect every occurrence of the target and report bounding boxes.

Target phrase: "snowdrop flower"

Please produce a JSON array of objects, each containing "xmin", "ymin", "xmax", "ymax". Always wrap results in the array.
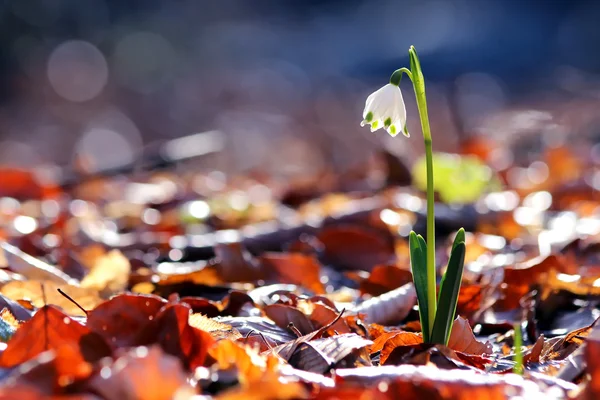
[{"xmin": 361, "ymin": 83, "xmax": 408, "ymax": 137}]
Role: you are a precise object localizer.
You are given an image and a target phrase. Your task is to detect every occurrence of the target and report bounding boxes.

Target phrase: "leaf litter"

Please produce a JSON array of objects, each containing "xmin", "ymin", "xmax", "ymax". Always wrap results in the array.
[{"xmin": 0, "ymin": 144, "xmax": 598, "ymax": 398}]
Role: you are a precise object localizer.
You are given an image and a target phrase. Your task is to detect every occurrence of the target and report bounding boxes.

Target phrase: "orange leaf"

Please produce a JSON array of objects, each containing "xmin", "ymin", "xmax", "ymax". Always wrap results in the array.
[
  {"xmin": 0, "ymin": 305, "xmax": 112, "ymax": 368},
  {"xmin": 447, "ymin": 317, "xmax": 492, "ymax": 355},
  {"xmin": 359, "ymin": 264, "xmax": 413, "ymax": 296},
  {"xmin": 260, "ymin": 253, "xmax": 325, "ymax": 294},
  {"xmin": 379, "ymin": 332, "xmax": 423, "ymax": 364},
  {"xmin": 317, "ymin": 225, "xmax": 395, "ymax": 271}
]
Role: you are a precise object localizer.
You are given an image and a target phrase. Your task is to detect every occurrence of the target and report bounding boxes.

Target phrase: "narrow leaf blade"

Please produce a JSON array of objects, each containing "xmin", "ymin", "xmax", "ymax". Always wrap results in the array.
[
  {"xmin": 431, "ymin": 241, "xmax": 466, "ymax": 345},
  {"xmin": 409, "ymin": 231, "xmax": 429, "ymax": 342},
  {"xmin": 451, "ymin": 228, "xmax": 465, "ymax": 252}
]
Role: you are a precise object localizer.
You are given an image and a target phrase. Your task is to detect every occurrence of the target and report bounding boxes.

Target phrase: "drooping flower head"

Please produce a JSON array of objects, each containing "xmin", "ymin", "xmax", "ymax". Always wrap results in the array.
[{"xmin": 361, "ymin": 82, "xmax": 408, "ymax": 137}]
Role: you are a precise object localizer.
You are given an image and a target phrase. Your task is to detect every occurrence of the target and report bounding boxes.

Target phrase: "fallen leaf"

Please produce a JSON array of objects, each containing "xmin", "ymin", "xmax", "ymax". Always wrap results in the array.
[
  {"xmin": 136, "ymin": 303, "xmax": 215, "ymax": 370},
  {"xmin": 287, "ymin": 333, "xmax": 372, "ymax": 373},
  {"xmin": 327, "ymin": 365, "xmax": 569, "ymax": 399},
  {"xmin": 0, "ymin": 305, "xmax": 112, "ymax": 368},
  {"xmin": 88, "ymin": 345, "xmax": 194, "ymax": 400},
  {"xmin": 80, "ymin": 250, "xmax": 131, "ymax": 296},
  {"xmin": 0, "ymin": 242, "xmax": 75, "ymax": 285},
  {"xmin": 260, "ymin": 252, "xmax": 325, "ymax": 294},
  {"xmin": 87, "ymin": 293, "xmax": 166, "ymax": 348},
  {"xmin": 209, "ymin": 339, "xmax": 282, "ymax": 384},
  {"xmin": 317, "ymin": 225, "xmax": 396, "ymax": 271},
  {"xmin": 188, "ymin": 313, "xmax": 242, "ymax": 341},
  {"xmin": 447, "ymin": 317, "xmax": 492, "ymax": 355},
  {"xmin": 0, "ymin": 281, "xmax": 102, "ymax": 317},
  {"xmin": 358, "ymin": 264, "xmax": 413, "ymax": 296},
  {"xmin": 308, "ymin": 302, "xmax": 351, "ymax": 334},
  {"xmin": 264, "ymin": 304, "xmax": 315, "ymax": 336},
  {"xmin": 352, "ymin": 283, "xmax": 416, "ymax": 325},
  {"xmin": 379, "ymin": 332, "xmax": 423, "ymax": 364},
  {"xmin": 523, "ymin": 335, "xmax": 545, "ymax": 364},
  {"xmin": 222, "ymin": 316, "xmax": 296, "ymax": 351}
]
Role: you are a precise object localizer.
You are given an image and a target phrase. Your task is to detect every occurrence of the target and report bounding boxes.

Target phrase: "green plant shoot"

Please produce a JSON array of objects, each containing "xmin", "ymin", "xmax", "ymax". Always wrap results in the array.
[{"xmin": 361, "ymin": 46, "xmax": 467, "ymax": 345}]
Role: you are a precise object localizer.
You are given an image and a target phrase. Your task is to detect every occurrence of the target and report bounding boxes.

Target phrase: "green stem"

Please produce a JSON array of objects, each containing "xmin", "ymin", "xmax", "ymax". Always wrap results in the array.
[{"xmin": 409, "ymin": 46, "xmax": 436, "ymax": 337}]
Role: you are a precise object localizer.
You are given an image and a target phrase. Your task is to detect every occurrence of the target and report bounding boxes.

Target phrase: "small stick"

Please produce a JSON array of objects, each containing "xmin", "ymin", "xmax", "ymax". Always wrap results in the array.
[
  {"xmin": 57, "ymin": 288, "xmax": 89, "ymax": 316},
  {"xmin": 287, "ymin": 322, "xmax": 303, "ymax": 337}
]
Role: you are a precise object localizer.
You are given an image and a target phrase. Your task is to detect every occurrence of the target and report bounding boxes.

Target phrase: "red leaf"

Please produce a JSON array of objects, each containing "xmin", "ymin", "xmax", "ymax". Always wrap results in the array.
[
  {"xmin": 87, "ymin": 293, "xmax": 166, "ymax": 348},
  {"xmin": 317, "ymin": 225, "xmax": 395, "ymax": 271},
  {"xmin": 136, "ymin": 303, "xmax": 215, "ymax": 370},
  {"xmin": 0, "ymin": 305, "xmax": 111, "ymax": 368}
]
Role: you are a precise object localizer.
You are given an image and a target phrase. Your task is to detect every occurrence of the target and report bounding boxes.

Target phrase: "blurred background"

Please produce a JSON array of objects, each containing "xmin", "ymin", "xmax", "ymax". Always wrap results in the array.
[{"xmin": 1, "ymin": 0, "xmax": 600, "ymax": 179}]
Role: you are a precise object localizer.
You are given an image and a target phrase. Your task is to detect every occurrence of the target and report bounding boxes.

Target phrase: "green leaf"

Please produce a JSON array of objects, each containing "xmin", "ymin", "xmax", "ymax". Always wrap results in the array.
[
  {"xmin": 451, "ymin": 228, "xmax": 465, "ymax": 252},
  {"xmin": 430, "ymin": 232, "xmax": 466, "ymax": 345},
  {"xmin": 409, "ymin": 231, "xmax": 430, "ymax": 342},
  {"xmin": 513, "ymin": 322, "xmax": 524, "ymax": 375}
]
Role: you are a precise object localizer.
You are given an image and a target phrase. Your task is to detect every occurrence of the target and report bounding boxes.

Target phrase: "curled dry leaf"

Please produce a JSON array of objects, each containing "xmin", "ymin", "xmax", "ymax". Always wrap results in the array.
[
  {"xmin": 317, "ymin": 225, "xmax": 396, "ymax": 271},
  {"xmin": 0, "ymin": 280, "xmax": 102, "ymax": 317},
  {"xmin": 222, "ymin": 316, "xmax": 296, "ymax": 351},
  {"xmin": 378, "ymin": 332, "xmax": 423, "ymax": 364},
  {"xmin": 80, "ymin": 250, "xmax": 131, "ymax": 296},
  {"xmin": 352, "ymin": 283, "xmax": 416, "ymax": 325},
  {"xmin": 0, "ymin": 305, "xmax": 112, "ymax": 369},
  {"xmin": 447, "ymin": 317, "xmax": 492, "ymax": 355},
  {"xmin": 288, "ymin": 333, "xmax": 373, "ymax": 373},
  {"xmin": 88, "ymin": 345, "xmax": 194, "ymax": 400},
  {"xmin": 523, "ymin": 335, "xmax": 545, "ymax": 364}
]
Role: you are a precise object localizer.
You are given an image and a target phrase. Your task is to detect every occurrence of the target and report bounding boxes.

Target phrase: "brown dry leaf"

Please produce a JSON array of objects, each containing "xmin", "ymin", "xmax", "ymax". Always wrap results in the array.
[
  {"xmin": 269, "ymin": 310, "xmax": 345, "ymax": 362},
  {"xmin": 308, "ymin": 303, "xmax": 351, "ymax": 334},
  {"xmin": 317, "ymin": 225, "xmax": 396, "ymax": 271},
  {"xmin": 358, "ymin": 264, "xmax": 413, "ymax": 296},
  {"xmin": 379, "ymin": 332, "xmax": 423, "ymax": 364},
  {"xmin": 499, "ymin": 254, "xmax": 575, "ymax": 310},
  {"xmin": 188, "ymin": 313, "xmax": 242, "ymax": 341},
  {"xmin": 260, "ymin": 253, "xmax": 325, "ymax": 294},
  {"xmin": 80, "ymin": 249, "xmax": 130, "ymax": 296},
  {"xmin": 88, "ymin": 345, "xmax": 194, "ymax": 400},
  {"xmin": 209, "ymin": 339, "xmax": 282, "ymax": 384},
  {"xmin": 352, "ymin": 283, "xmax": 416, "ymax": 325},
  {"xmin": 523, "ymin": 335, "xmax": 545, "ymax": 364},
  {"xmin": 543, "ymin": 318, "xmax": 598, "ymax": 361},
  {"xmin": 447, "ymin": 317, "xmax": 492, "ymax": 355},
  {"xmin": 288, "ymin": 333, "xmax": 373, "ymax": 373},
  {"xmin": 0, "ymin": 281, "xmax": 102, "ymax": 317},
  {"xmin": 581, "ymin": 327, "xmax": 600, "ymax": 399},
  {"xmin": 264, "ymin": 304, "xmax": 315, "ymax": 336}
]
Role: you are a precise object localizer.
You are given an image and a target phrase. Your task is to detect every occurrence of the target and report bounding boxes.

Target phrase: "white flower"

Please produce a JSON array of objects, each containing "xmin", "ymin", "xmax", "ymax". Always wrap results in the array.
[{"xmin": 361, "ymin": 83, "xmax": 408, "ymax": 137}]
